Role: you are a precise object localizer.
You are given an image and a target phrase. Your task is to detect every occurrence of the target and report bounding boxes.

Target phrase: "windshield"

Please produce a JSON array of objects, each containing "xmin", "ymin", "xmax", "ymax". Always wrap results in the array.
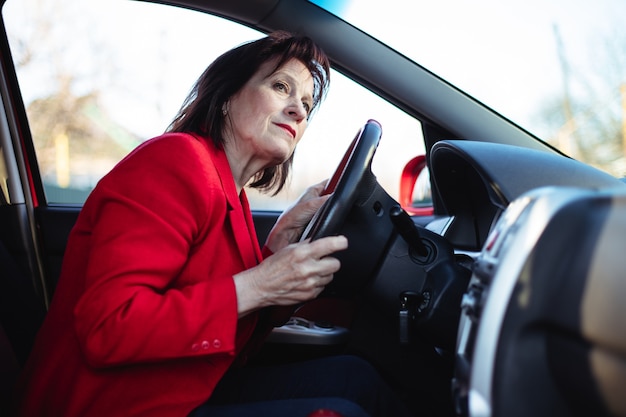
[{"xmin": 312, "ymin": 0, "xmax": 626, "ymax": 178}]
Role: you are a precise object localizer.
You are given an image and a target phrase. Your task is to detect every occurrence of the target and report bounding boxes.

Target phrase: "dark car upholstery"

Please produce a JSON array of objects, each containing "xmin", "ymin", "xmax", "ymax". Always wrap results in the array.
[
  {"xmin": 0, "ymin": 238, "xmax": 45, "ymax": 364},
  {"xmin": 0, "ymin": 237, "xmax": 46, "ymax": 409}
]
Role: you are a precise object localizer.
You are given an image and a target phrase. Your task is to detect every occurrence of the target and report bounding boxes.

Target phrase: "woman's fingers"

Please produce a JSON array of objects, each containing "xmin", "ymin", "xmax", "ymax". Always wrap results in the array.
[
  {"xmin": 306, "ymin": 235, "xmax": 348, "ymax": 259},
  {"xmin": 264, "ymin": 180, "xmax": 333, "ymax": 253},
  {"xmin": 265, "ymin": 236, "xmax": 347, "ymax": 300},
  {"xmin": 234, "ymin": 235, "xmax": 349, "ymax": 315}
]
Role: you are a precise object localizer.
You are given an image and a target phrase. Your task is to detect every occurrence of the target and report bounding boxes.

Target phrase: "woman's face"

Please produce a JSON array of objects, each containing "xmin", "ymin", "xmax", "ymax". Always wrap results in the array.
[{"xmin": 225, "ymin": 58, "xmax": 314, "ymax": 168}]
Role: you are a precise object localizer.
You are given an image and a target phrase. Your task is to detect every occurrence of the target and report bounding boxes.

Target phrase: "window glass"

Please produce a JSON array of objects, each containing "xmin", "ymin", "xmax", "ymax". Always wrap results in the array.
[
  {"xmin": 3, "ymin": 0, "xmax": 260, "ymax": 204},
  {"xmin": 312, "ymin": 0, "xmax": 626, "ymax": 178},
  {"xmin": 3, "ymin": 0, "xmax": 423, "ymax": 208}
]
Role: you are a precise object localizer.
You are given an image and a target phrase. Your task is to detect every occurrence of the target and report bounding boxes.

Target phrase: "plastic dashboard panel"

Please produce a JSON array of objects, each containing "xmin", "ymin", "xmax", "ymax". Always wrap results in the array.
[
  {"xmin": 453, "ymin": 186, "xmax": 626, "ymax": 417},
  {"xmin": 429, "ymin": 140, "xmax": 624, "ymax": 251}
]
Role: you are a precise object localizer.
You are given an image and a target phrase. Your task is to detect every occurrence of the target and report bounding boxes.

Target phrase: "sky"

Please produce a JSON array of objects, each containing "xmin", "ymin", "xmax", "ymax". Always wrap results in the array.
[{"xmin": 314, "ymin": 0, "xmax": 625, "ymax": 137}]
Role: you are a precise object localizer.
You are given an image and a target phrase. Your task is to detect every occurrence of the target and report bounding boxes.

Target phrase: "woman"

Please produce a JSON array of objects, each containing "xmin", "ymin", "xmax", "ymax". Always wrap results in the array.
[{"xmin": 13, "ymin": 32, "xmax": 412, "ymax": 417}]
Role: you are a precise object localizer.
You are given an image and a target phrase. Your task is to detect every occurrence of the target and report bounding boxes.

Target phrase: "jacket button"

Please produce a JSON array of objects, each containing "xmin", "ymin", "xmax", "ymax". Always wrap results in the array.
[
  {"xmin": 212, "ymin": 339, "xmax": 222, "ymax": 349},
  {"xmin": 191, "ymin": 343, "xmax": 200, "ymax": 352},
  {"xmin": 201, "ymin": 340, "xmax": 210, "ymax": 350}
]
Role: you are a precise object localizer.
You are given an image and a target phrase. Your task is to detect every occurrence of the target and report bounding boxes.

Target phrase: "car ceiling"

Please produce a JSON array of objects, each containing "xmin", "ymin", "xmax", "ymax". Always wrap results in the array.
[{"xmin": 141, "ymin": 0, "xmax": 556, "ymax": 154}]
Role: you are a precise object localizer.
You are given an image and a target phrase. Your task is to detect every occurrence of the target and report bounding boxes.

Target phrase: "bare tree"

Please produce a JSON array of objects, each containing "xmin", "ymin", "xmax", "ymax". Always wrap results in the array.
[
  {"xmin": 6, "ymin": 0, "xmax": 139, "ymax": 190},
  {"xmin": 539, "ymin": 26, "xmax": 626, "ymax": 177}
]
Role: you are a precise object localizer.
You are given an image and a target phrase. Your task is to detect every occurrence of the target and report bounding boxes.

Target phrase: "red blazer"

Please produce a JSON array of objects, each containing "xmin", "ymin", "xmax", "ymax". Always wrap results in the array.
[{"xmin": 14, "ymin": 133, "xmax": 284, "ymax": 417}]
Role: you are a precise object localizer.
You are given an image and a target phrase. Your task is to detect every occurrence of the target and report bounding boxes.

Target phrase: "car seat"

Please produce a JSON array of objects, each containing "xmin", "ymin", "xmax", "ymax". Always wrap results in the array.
[{"xmin": 0, "ymin": 238, "xmax": 46, "ymax": 413}]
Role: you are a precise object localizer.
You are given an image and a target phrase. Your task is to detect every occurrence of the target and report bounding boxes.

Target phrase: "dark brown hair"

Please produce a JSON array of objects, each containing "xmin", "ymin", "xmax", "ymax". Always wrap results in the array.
[{"xmin": 167, "ymin": 31, "xmax": 330, "ymax": 194}]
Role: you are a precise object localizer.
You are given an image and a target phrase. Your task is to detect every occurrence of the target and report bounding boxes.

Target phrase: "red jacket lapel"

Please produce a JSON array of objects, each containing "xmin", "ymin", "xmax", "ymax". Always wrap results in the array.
[{"xmin": 204, "ymin": 138, "xmax": 261, "ymax": 270}]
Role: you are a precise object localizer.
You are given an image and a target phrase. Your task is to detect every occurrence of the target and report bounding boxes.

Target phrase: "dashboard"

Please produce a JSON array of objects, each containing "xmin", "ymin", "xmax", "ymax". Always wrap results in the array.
[
  {"xmin": 452, "ymin": 185, "xmax": 626, "ymax": 417},
  {"xmin": 429, "ymin": 140, "xmax": 623, "ymax": 252},
  {"xmin": 428, "ymin": 141, "xmax": 626, "ymax": 416}
]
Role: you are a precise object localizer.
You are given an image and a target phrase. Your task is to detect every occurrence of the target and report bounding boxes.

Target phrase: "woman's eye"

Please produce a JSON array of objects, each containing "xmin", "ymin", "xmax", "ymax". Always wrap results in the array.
[{"xmin": 274, "ymin": 82, "xmax": 288, "ymax": 92}]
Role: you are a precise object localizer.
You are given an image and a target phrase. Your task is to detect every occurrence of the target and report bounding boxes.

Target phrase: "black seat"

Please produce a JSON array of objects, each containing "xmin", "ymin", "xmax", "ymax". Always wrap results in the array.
[
  {"xmin": 0, "ymin": 322, "xmax": 20, "ymax": 415},
  {"xmin": 0, "ymin": 238, "xmax": 46, "ymax": 366},
  {"xmin": 0, "ymin": 238, "xmax": 47, "ymax": 413}
]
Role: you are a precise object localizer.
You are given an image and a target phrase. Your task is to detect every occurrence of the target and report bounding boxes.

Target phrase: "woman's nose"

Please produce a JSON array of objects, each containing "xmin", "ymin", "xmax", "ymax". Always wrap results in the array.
[{"xmin": 286, "ymin": 99, "xmax": 307, "ymax": 121}]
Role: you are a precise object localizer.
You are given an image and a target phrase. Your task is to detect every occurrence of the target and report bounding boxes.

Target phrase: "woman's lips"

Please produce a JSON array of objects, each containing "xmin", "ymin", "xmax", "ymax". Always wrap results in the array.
[{"xmin": 276, "ymin": 123, "xmax": 296, "ymax": 138}]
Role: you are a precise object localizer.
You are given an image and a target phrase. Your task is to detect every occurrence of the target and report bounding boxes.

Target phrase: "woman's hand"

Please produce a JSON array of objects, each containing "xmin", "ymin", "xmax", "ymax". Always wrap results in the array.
[
  {"xmin": 264, "ymin": 180, "xmax": 329, "ymax": 253},
  {"xmin": 233, "ymin": 235, "xmax": 348, "ymax": 317}
]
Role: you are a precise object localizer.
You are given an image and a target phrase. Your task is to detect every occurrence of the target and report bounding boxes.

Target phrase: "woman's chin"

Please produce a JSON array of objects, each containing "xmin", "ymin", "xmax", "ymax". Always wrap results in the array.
[{"xmin": 272, "ymin": 148, "xmax": 295, "ymax": 166}]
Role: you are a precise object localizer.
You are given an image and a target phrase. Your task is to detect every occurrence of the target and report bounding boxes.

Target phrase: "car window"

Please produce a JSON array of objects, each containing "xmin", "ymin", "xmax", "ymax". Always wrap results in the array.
[
  {"xmin": 3, "ymin": 0, "xmax": 424, "ymax": 210},
  {"xmin": 312, "ymin": 0, "xmax": 626, "ymax": 179}
]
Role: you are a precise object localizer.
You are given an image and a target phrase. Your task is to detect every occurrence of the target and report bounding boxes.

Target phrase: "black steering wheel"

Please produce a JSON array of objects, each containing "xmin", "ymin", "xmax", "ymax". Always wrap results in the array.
[
  {"xmin": 301, "ymin": 119, "xmax": 383, "ymax": 241},
  {"xmin": 300, "ymin": 119, "xmax": 398, "ymax": 295}
]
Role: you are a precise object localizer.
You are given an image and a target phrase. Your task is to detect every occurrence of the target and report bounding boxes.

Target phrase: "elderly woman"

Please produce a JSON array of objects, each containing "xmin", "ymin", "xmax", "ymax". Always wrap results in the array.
[{"xmin": 13, "ymin": 32, "xmax": 412, "ymax": 417}]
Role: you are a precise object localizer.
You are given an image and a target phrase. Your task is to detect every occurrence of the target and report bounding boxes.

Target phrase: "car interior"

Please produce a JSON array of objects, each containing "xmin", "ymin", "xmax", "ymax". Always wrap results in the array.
[{"xmin": 1, "ymin": 0, "xmax": 626, "ymax": 416}]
